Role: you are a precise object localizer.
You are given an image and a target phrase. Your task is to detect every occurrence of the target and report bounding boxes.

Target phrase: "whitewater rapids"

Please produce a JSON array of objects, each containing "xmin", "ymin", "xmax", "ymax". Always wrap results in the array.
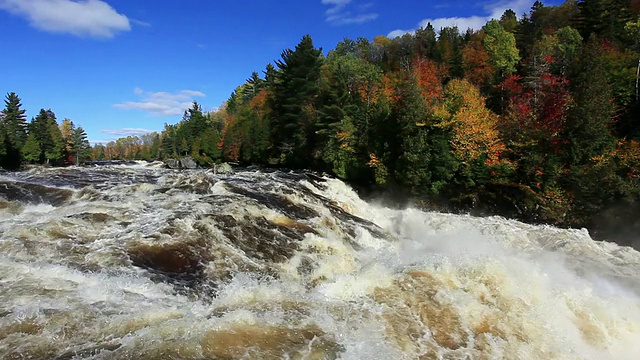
[{"xmin": 0, "ymin": 163, "xmax": 639, "ymax": 359}]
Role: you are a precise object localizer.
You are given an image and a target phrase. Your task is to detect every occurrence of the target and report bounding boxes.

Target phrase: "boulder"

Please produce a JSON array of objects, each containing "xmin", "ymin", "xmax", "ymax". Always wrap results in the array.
[
  {"xmin": 164, "ymin": 158, "xmax": 181, "ymax": 169},
  {"xmin": 164, "ymin": 157, "xmax": 198, "ymax": 169},
  {"xmin": 180, "ymin": 157, "xmax": 198, "ymax": 169},
  {"xmin": 214, "ymin": 162, "xmax": 234, "ymax": 174}
]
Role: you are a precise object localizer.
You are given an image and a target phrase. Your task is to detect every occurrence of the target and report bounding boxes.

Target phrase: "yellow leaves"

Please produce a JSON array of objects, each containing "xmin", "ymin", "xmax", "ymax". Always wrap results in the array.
[
  {"xmin": 368, "ymin": 153, "xmax": 388, "ymax": 185},
  {"xmin": 367, "ymin": 153, "xmax": 382, "ymax": 167},
  {"xmin": 435, "ymin": 79, "xmax": 506, "ymax": 165},
  {"xmin": 593, "ymin": 139, "xmax": 640, "ymax": 181},
  {"xmin": 337, "ymin": 131, "xmax": 351, "ymax": 141}
]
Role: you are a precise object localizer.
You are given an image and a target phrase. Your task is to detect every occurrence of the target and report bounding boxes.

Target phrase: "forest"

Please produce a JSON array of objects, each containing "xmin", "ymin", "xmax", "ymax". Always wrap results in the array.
[
  {"xmin": 0, "ymin": 92, "xmax": 91, "ymax": 169},
  {"xmin": 2, "ymin": 0, "xmax": 640, "ymax": 244}
]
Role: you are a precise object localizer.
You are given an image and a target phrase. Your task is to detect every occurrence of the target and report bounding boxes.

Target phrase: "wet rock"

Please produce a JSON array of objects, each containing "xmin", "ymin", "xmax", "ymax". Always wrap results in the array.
[
  {"xmin": 180, "ymin": 157, "xmax": 198, "ymax": 169},
  {"xmin": 224, "ymin": 183, "xmax": 319, "ymax": 220},
  {"xmin": 208, "ymin": 214, "xmax": 302, "ymax": 263},
  {"xmin": 0, "ymin": 180, "xmax": 74, "ymax": 206},
  {"xmin": 128, "ymin": 240, "xmax": 210, "ymax": 289},
  {"xmin": 164, "ymin": 157, "xmax": 198, "ymax": 169},
  {"xmin": 214, "ymin": 162, "xmax": 234, "ymax": 174}
]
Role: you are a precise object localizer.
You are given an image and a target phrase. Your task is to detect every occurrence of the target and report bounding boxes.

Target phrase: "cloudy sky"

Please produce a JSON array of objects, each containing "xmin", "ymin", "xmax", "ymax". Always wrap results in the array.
[{"xmin": 0, "ymin": 0, "xmax": 562, "ymax": 144}]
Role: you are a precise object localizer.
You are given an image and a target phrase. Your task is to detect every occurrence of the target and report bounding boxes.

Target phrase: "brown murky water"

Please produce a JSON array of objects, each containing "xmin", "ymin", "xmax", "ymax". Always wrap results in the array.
[{"xmin": 0, "ymin": 163, "xmax": 639, "ymax": 359}]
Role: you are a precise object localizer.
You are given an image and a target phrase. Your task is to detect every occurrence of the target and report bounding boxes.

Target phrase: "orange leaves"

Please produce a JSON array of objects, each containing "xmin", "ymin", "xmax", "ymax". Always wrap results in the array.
[
  {"xmin": 436, "ymin": 79, "xmax": 506, "ymax": 165},
  {"xmin": 594, "ymin": 139, "xmax": 640, "ymax": 178},
  {"xmin": 382, "ymin": 58, "xmax": 445, "ymax": 109},
  {"xmin": 382, "ymin": 72, "xmax": 402, "ymax": 105},
  {"xmin": 249, "ymin": 89, "xmax": 270, "ymax": 117},
  {"xmin": 413, "ymin": 57, "xmax": 444, "ymax": 106},
  {"xmin": 367, "ymin": 153, "xmax": 382, "ymax": 167},
  {"xmin": 337, "ymin": 131, "xmax": 352, "ymax": 149},
  {"xmin": 461, "ymin": 31, "xmax": 495, "ymax": 89}
]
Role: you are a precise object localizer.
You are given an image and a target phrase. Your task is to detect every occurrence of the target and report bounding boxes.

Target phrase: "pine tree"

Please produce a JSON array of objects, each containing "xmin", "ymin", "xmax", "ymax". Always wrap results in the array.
[
  {"xmin": 390, "ymin": 72, "xmax": 456, "ymax": 193},
  {"xmin": 0, "ymin": 123, "xmax": 6, "ymax": 160},
  {"xmin": 160, "ymin": 123, "xmax": 177, "ymax": 158},
  {"xmin": 271, "ymin": 35, "xmax": 324, "ymax": 166},
  {"xmin": 71, "ymin": 126, "xmax": 91, "ymax": 164},
  {"xmin": 45, "ymin": 114, "xmax": 64, "ymax": 164},
  {"xmin": 566, "ymin": 37, "xmax": 617, "ymax": 166},
  {"xmin": 1, "ymin": 92, "xmax": 28, "ymax": 169},
  {"xmin": 577, "ymin": 0, "xmax": 635, "ymax": 42},
  {"xmin": 21, "ymin": 131, "xmax": 41, "ymax": 163}
]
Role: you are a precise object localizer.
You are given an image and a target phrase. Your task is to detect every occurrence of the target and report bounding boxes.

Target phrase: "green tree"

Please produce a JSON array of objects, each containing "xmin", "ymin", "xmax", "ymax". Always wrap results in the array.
[
  {"xmin": 1, "ymin": 92, "xmax": 28, "ymax": 169},
  {"xmin": 484, "ymin": 19, "xmax": 521, "ymax": 111},
  {"xmin": 160, "ymin": 123, "xmax": 177, "ymax": 158},
  {"xmin": 500, "ymin": 9, "xmax": 518, "ymax": 33},
  {"xmin": 566, "ymin": 37, "xmax": 617, "ymax": 166},
  {"xmin": 0, "ymin": 122, "xmax": 6, "ymax": 160},
  {"xmin": 626, "ymin": 18, "xmax": 640, "ymax": 104},
  {"xmin": 271, "ymin": 34, "xmax": 324, "ymax": 166},
  {"xmin": 433, "ymin": 26, "xmax": 464, "ymax": 79},
  {"xmin": 390, "ymin": 72, "xmax": 456, "ymax": 194},
  {"xmin": 71, "ymin": 126, "xmax": 91, "ymax": 164},
  {"xmin": 483, "ymin": 19, "xmax": 521, "ymax": 76},
  {"xmin": 319, "ymin": 51, "xmax": 385, "ymax": 181},
  {"xmin": 45, "ymin": 115, "xmax": 64, "ymax": 164},
  {"xmin": 21, "ymin": 131, "xmax": 41, "ymax": 163},
  {"xmin": 577, "ymin": 0, "xmax": 635, "ymax": 42}
]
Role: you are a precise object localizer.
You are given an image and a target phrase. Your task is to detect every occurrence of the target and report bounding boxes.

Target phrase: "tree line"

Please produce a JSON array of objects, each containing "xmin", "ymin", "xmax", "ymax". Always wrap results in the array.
[
  {"xmin": 49, "ymin": 0, "xmax": 640, "ymax": 241},
  {"xmin": 0, "ymin": 92, "xmax": 91, "ymax": 169}
]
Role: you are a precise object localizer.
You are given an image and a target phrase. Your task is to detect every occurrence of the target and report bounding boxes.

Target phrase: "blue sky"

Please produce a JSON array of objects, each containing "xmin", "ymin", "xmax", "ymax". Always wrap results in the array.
[{"xmin": 0, "ymin": 0, "xmax": 563, "ymax": 145}]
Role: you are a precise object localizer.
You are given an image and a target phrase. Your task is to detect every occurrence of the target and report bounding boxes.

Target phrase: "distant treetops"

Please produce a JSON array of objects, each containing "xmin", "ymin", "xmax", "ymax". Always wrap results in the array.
[{"xmin": 0, "ymin": 92, "xmax": 90, "ymax": 169}]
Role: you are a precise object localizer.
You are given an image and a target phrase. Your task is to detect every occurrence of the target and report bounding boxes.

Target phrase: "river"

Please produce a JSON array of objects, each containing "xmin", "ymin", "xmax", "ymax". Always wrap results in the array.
[{"xmin": 0, "ymin": 163, "xmax": 639, "ymax": 359}]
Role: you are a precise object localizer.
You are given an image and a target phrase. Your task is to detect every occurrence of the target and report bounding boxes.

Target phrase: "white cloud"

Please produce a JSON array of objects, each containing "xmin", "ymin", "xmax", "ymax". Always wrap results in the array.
[
  {"xmin": 0, "ymin": 0, "xmax": 131, "ymax": 38},
  {"xmin": 100, "ymin": 128, "xmax": 157, "ymax": 136},
  {"xmin": 322, "ymin": 0, "xmax": 378, "ymax": 25},
  {"xmin": 388, "ymin": 0, "xmax": 532, "ymax": 38},
  {"xmin": 113, "ymin": 88, "xmax": 206, "ymax": 116}
]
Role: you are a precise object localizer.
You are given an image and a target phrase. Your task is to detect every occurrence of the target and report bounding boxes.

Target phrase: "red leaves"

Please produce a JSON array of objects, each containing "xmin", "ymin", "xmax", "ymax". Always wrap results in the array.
[
  {"xmin": 413, "ymin": 57, "xmax": 444, "ymax": 106},
  {"xmin": 501, "ymin": 59, "xmax": 571, "ymax": 148},
  {"xmin": 462, "ymin": 33, "xmax": 494, "ymax": 89}
]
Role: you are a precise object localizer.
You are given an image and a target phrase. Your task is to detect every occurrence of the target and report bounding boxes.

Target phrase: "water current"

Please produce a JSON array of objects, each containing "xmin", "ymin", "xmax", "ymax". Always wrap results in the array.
[{"xmin": 0, "ymin": 162, "xmax": 639, "ymax": 359}]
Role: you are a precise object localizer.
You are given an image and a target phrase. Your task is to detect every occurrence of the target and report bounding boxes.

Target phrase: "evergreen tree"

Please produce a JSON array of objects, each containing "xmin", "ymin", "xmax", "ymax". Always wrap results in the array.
[
  {"xmin": 0, "ymin": 122, "xmax": 6, "ymax": 160},
  {"xmin": 500, "ymin": 9, "xmax": 518, "ymax": 33},
  {"xmin": 390, "ymin": 72, "xmax": 456, "ymax": 193},
  {"xmin": 21, "ymin": 131, "xmax": 41, "ymax": 163},
  {"xmin": 577, "ymin": 0, "xmax": 636, "ymax": 42},
  {"xmin": 45, "ymin": 113, "xmax": 64, "ymax": 164},
  {"xmin": 242, "ymin": 72, "xmax": 265, "ymax": 101},
  {"xmin": 271, "ymin": 35, "xmax": 324, "ymax": 166},
  {"xmin": 160, "ymin": 123, "xmax": 177, "ymax": 158},
  {"xmin": 565, "ymin": 37, "xmax": 617, "ymax": 166},
  {"xmin": 415, "ymin": 24, "xmax": 437, "ymax": 57},
  {"xmin": 433, "ymin": 26, "xmax": 464, "ymax": 78},
  {"xmin": 319, "ymin": 52, "xmax": 384, "ymax": 180},
  {"xmin": 1, "ymin": 92, "xmax": 28, "ymax": 169},
  {"xmin": 71, "ymin": 127, "xmax": 91, "ymax": 164}
]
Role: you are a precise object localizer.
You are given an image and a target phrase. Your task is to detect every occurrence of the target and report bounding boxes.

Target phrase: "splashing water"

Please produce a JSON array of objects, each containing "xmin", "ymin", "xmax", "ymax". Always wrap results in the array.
[{"xmin": 0, "ymin": 163, "xmax": 639, "ymax": 359}]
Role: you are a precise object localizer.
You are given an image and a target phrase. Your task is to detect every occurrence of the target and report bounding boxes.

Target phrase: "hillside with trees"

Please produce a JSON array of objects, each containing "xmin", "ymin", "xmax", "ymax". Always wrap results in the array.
[{"xmin": 5, "ymin": 0, "xmax": 640, "ymax": 245}]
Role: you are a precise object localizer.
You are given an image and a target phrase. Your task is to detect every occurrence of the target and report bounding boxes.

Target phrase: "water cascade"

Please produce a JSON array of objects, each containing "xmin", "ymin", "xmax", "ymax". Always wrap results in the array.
[{"xmin": 0, "ymin": 163, "xmax": 639, "ymax": 359}]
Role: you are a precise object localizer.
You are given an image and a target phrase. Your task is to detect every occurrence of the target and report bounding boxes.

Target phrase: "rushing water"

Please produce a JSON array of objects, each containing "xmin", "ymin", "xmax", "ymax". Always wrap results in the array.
[{"xmin": 0, "ymin": 163, "xmax": 639, "ymax": 360}]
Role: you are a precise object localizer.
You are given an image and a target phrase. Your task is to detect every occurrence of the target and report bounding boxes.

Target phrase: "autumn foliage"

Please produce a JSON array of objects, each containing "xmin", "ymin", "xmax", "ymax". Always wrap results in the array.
[{"xmin": 88, "ymin": 0, "xmax": 640, "ymax": 242}]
